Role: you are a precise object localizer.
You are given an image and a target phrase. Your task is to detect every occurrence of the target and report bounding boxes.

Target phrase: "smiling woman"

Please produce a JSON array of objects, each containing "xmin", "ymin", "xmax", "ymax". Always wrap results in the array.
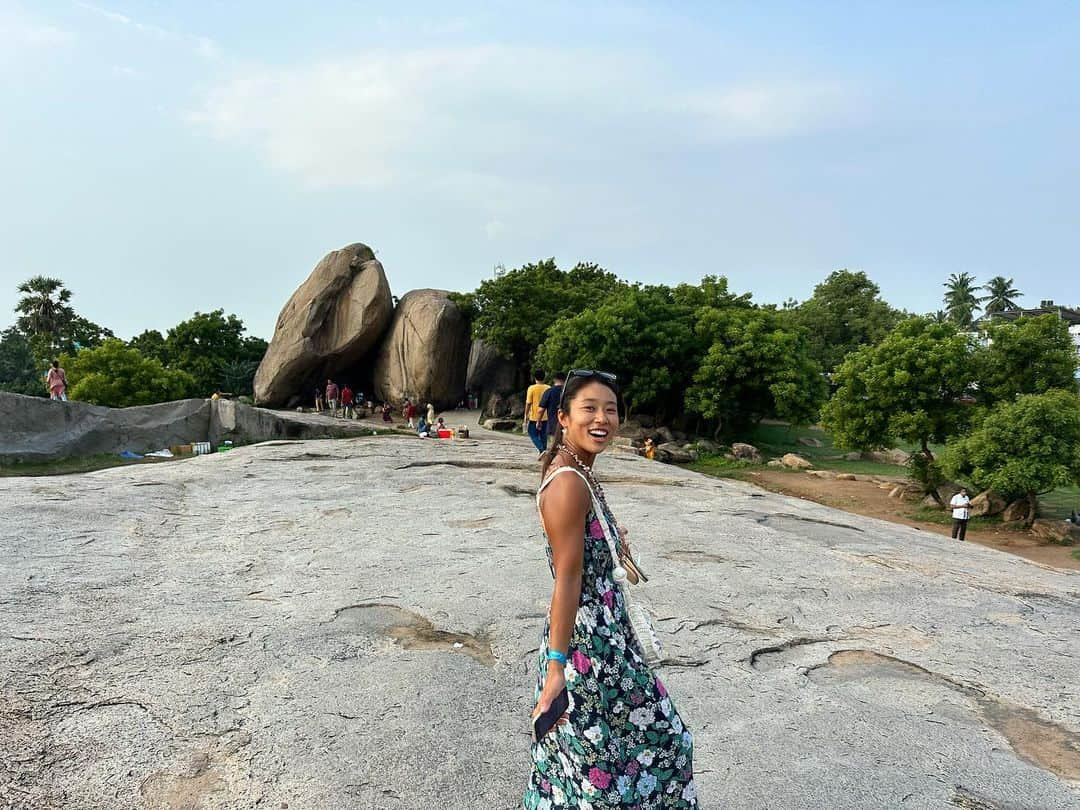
[{"xmin": 525, "ymin": 370, "xmax": 697, "ymax": 808}]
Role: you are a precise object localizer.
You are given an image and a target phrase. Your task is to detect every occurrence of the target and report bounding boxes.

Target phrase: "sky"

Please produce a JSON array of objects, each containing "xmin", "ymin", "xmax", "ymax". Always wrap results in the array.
[{"xmin": 1, "ymin": 1, "xmax": 1078, "ymax": 341}]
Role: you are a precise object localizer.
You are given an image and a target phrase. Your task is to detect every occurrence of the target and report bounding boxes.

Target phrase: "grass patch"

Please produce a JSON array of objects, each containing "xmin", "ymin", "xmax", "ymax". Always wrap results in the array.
[
  {"xmin": 1072, "ymin": 549, "xmax": 1080, "ymax": 561},
  {"xmin": 685, "ymin": 455, "xmax": 760, "ymax": 479},
  {"xmin": 1037, "ymin": 485, "xmax": 1080, "ymax": 521},
  {"xmin": 905, "ymin": 505, "xmax": 1002, "ymax": 530},
  {"xmin": 732, "ymin": 423, "xmax": 906, "ymax": 477}
]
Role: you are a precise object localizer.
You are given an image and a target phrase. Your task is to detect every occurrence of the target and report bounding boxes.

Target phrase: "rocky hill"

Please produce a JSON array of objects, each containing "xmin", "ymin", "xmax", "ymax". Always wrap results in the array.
[{"xmin": 1, "ymin": 431, "xmax": 1077, "ymax": 808}]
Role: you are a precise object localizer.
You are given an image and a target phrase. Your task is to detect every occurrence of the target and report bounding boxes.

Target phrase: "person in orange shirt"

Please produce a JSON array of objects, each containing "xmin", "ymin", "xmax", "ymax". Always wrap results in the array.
[{"xmin": 523, "ymin": 369, "xmax": 550, "ymax": 456}]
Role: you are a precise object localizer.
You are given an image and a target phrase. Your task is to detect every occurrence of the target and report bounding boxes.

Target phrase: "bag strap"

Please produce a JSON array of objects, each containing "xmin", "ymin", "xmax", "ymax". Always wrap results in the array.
[{"xmin": 537, "ymin": 465, "xmax": 621, "ymax": 569}]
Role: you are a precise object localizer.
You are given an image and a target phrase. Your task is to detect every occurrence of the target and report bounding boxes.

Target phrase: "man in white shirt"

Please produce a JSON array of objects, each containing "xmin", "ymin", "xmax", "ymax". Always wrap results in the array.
[{"xmin": 949, "ymin": 487, "xmax": 972, "ymax": 541}]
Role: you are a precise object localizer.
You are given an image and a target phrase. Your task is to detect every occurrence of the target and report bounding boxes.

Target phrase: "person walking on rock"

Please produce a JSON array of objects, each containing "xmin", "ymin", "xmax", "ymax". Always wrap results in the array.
[
  {"xmin": 537, "ymin": 371, "xmax": 565, "ymax": 451},
  {"xmin": 524, "ymin": 369, "xmax": 550, "ymax": 457},
  {"xmin": 341, "ymin": 384, "xmax": 354, "ymax": 419},
  {"xmin": 403, "ymin": 398, "xmax": 417, "ymax": 429},
  {"xmin": 45, "ymin": 360, "xmax": 68, "ymax": 402},
  {"xmin": 325, "ymin": 379, "xmax": 339, "ymax": 417},
  {"xmin": 950, "ymin": 487, "xmax": 972, "ymax": 541},
  {"xmin": 525, "ymin": 370, "xmax": 697, "ymax": 808}
]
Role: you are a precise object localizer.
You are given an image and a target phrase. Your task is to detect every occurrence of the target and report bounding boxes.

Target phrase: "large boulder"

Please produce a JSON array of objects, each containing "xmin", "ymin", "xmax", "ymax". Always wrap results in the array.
[
  {"xmin": 654, "ymin": 442, "xmax": 695, "ymax": 463},
  {"xmin": 0, "ymin": 392, "xmax": 210, "ymax": 462},
  {"xmin": 373, "ymin": 289, "xmax": 470, "ymax": 409},
  {"xmin": 863, "ymin": 449, "xmax": 911, "ymax": 465},
  {"xmin": 969, "ymin": 490, "xmax": 1006, "ymax": 518},
  {"xmin": 482, "ymin": 391, "xmax": 526, "ymax": 420},
  {"xmin": 1002, "ymin": 499, "xmax": 1031, "ymax": 524},
  {"xmin": 254, "ymin": 243, "xmax": 393, "ymax": 407},
  {"xmin": 466, "ymin": 339, "xmax": 517, "ymax": 402},
  {"xmin": 781, "ymin": 453, "xmax": 813, "ymax": 470},
  {"xmin": 1029, "ymin": 519, "xmax": 1080, "ymax": 545}
]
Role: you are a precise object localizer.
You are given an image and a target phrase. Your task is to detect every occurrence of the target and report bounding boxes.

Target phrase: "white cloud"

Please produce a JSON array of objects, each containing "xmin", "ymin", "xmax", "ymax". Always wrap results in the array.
[
  {"xmin": 189, "ymin": 46, "xmax": 863, "ymax": 192},
  {"xmin": 679, "ymin": 81, "xmax": 862, "ymax": 140},
  {"xmin": 74, "ymin": 1, "xmax": 171, "ymax": 38},
  {"xmin": 74, "ymin": 2, "xmax": 221, "ymax": 61}
]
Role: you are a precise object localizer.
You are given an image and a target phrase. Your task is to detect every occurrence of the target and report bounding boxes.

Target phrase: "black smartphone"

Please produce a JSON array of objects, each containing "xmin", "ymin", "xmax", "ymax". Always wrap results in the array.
[{"xmin": 531, "ymin": 688, "xmax": 569, "ymax": 742}]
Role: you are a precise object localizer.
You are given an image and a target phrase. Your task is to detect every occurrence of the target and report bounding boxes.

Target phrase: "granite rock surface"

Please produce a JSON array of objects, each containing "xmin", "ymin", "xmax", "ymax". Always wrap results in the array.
[{"xmin": 2, "ymin": 429, "xmax": 1078, "ymax": 809}]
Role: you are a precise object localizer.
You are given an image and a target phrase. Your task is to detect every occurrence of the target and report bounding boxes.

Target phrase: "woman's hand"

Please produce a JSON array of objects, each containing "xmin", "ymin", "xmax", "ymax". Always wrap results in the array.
[
  {"xmin": 618, "ymin": 526, "xmax": 631, "ymax": 557},
  {"xmin": 530, "ymin": 664, "xmax": 568, "ymax": 736}
]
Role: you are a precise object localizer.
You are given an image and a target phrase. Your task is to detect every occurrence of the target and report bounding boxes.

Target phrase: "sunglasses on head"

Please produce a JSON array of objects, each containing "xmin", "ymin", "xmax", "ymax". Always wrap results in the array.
[
  {"xmin": 567, "ymin": 369, "xmax": 618, "ymax": 384},
  {"xmin": 559, "ymin": 369, "xmax": 618, "ymax": 411}
]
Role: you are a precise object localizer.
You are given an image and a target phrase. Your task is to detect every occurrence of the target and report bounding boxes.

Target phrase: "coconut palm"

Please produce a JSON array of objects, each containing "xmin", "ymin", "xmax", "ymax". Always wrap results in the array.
[
  {"xmin": 943, "ymin": 272, "xmax": 981, "ymax": 329},
  {"xmin": 15, "ymin": 276, "xmax": 73, "ymax": 340},
  {"xmin": 980, "ymin": 275, "xmax": 1023, "ymax": 314}
]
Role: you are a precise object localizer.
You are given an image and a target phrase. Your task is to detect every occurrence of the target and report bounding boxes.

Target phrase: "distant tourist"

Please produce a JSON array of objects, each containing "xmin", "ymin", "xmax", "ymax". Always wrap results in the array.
[
  {"xmin": 950, "ymin": 487, "xmax": 972, "ymax": 541},
  {"xmin": 341, "ymin": 384, "xmax": 354, "ymax": 419},
  {"xmin": 643, "ymin": 436, "xmax": 657, "ymax": 460},
  {"xmin": 45, "ymin": 360, "xmax": 67, "ymax": 402},
  {"xmin": 1070, "ymin": 509, "xmax": 1080, "ymax": 526},
  {"xmin": 524, "ymin": 369, "xmax": 550, "ymax": 456},
  {"xmin": 417, "ymin": 416, "xmax": 430, "ymax": 437},
  {"xmin": 427, "ymin": 402, "xmax": 436, "ymax": 425},
  {"xmin": 325, "ymin": 379, "xmax": 339, "ymax": 417},
  {"xmin": 314, "ymin": 386, "xmax": 324, "ymax": 412},
  {"xmin": 537, "ymin": 371, "xmax": 565, "ymax": 451},
  {"xmin": 381, "ymin": 402, "xmax": 393, "ymax": 423},
  {"xmin": 435, "ymin": 416, "xmax": 450, "ymax": 435},
  {"xmin": 403, "ymin": 398, "xmax": 417, "ymax": 429}
]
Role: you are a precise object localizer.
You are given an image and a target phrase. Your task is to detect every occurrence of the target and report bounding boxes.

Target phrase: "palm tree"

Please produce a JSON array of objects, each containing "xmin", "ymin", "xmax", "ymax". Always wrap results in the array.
[
  {"xmin": 943, "ymin": 272, "xmax": 981, "ymax": 329},
  {"xmin": 15, "ymin": 276, "xmax": 74, "ymax": 355},
  {"xmin": 15, "ymin": 276, "xmax": 73, "ymax": 336},
  {"xmin": 980, "ymin": 276, "xmax": 1023, "ymax": 314}
]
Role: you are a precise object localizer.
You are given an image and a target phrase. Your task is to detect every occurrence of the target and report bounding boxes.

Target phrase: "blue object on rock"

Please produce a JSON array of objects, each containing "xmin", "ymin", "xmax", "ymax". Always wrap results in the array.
[{"xmin": 119, "ymin": 450, "xmax": 142, "ymax": 459}]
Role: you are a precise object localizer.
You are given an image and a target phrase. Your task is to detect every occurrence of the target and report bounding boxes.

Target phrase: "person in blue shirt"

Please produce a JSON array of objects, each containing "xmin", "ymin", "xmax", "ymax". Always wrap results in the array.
[{"xmin": 536, "ymin": 371, "xmax": 565, "ymax": 452}]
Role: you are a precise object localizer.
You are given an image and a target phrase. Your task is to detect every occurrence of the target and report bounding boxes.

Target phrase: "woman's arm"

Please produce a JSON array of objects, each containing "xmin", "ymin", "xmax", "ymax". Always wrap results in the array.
[{"xmin": 531, "ymin": 472, "xmax": 589, "ymax": 723}]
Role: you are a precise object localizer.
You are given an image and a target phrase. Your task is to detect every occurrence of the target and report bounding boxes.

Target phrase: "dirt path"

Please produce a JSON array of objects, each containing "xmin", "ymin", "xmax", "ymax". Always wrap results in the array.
[{"xmin": 743, "ymin": 469, "xmax": 1080, "ymax": 571}]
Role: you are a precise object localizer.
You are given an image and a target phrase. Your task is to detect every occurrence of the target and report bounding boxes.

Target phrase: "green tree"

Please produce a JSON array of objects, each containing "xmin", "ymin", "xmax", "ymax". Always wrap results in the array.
[
  {"xmin": 942, "ymin": 390, "xmax": 1080, "ymax": 525},
  {"xmin": 15, "ymin": 276, "xmax": 73, "ymax": 342},
  {"xmin": 536, "ymin": 286, "xmax": 699, "ymax": 419},
  {"xmin": 976, "ymin": 314, "xmax": 1080, "ymax": 405},
  {"xmin": 789, "ymin": 269, "xmax": 903, "ymax": 372},
  {"xmin": 469, "ymin": 259, "xmax": 628, "ymax": 375},
  {"xmin": 128, "ymin": 329, "xmax": 168, "ymax": 364},
  {"xmin": 164, "ymin": 310, "xmax": 263, "ymax": 395},
  {"xmin": 13, "ymin": 276, "xmax": 112, "ymax": 365},
  {"xmin": 821, "ymin": 317, "xmax": 975, "ymax": 466},
  {"xmin": 980, "ymin": 276, "xmax": 1023, "ymax": 314},
  {"xmin": 446, "ymin": 291, "xmax": 478, "ymax": 337},
  {"xmin": 0, "ymin": 327, "xmax": 41, "ymax": 396},
  {"xmin": 943, "ymin": 272, "xmax": 982, "ymax": 329},
  {"xmin": 61, "ymin": 339, "xmax": 196, "ymax": 407},
  {"xmin": 685, "ymin": 305, "xmax": 825, "ymax": 434}
]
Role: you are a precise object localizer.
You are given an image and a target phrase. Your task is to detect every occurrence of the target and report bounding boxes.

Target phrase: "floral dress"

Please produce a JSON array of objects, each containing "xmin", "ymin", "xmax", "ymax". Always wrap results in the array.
[{"xmin": 524, "ymin": 467, "xmax": 698, "ymax": 809}]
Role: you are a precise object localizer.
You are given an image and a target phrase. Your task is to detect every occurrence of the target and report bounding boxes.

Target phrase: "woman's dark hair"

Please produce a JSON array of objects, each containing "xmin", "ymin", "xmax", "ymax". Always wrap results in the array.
[
  {"xmin": 52, "ymin": 360, "xmax": 59, "ymax": 368},
  {"xmin": 540, "ymin": 372, "xmax": 620, "ymax": 478}
]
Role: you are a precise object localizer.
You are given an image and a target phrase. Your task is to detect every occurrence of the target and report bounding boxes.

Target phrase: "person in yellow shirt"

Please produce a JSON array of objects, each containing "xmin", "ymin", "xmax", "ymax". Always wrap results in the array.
[{"xmin": 523, "ymin": 369, "xmax": 550, "ymax": 456}]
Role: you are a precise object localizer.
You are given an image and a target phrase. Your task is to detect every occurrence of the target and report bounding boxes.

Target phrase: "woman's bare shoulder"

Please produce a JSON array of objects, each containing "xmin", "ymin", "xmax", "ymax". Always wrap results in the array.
[{"xmin": 540, "ymin": 464, "xmax": 591, "ymax": 511}]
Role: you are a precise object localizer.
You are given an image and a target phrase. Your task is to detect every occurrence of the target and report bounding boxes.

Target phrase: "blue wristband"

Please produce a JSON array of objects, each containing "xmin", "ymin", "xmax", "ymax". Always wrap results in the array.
[{"xmin": 546, "ymin": 649, "xmax": 568, "ymax": 665}]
